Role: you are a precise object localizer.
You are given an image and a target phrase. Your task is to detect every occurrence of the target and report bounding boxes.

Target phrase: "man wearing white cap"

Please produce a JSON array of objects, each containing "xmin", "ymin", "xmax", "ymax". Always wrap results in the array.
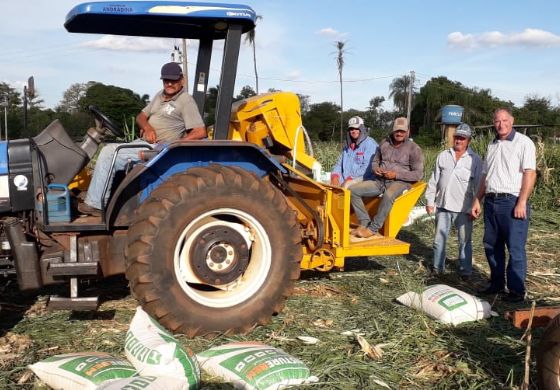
[
  {"xmin": 330, "ymin": 116, "xmax": 378, "ymax": 189},
  {"xmin": 350, "ymin": 117, "xmax": 424, "ymax": 239},
  {"xmin": 425, "ymin": 123, "xmax": 483, "ymax": 279}
]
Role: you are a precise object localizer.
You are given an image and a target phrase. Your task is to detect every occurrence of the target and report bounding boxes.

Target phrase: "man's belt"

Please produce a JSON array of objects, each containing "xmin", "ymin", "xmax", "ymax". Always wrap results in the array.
[{"xmin": 486, "ymin": 192, "xmax": 516, "ymax": 199}]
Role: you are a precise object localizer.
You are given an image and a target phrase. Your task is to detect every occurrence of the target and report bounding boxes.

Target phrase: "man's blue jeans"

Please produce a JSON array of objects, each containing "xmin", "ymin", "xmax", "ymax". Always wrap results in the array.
[
  {"xmin": 350, "ymin": 179, "xmax": 411, "ymax": 233},
  {"xmin": 432, "ymin": 208, "xmax": 473, "ymax": 276},
  {"xmin": 483, "ymin": 195, "xmax": 530, "ymax": 295},
  {"xmin": 84, "ymin": 139, "xmax": 151, "ymax": 209}
]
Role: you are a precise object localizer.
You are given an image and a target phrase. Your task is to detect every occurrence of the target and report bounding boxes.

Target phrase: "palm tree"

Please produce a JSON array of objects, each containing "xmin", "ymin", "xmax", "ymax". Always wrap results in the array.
[
  {"xmin": 334, "ymin": 40, "xmax": 346, "ymax": 145},
  {"xmin": 389, "ymin": 75, "xmax": 412, "ymax": 115},
  {"xmin": 244, "ymin": 15, "xmax": 262, "ymax": 94}
]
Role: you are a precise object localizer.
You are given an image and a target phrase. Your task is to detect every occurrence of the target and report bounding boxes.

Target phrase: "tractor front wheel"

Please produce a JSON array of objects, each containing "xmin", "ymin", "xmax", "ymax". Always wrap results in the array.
[{"xmin": 126, "ymin": 165, "xmax": 302, "ymax": 337}]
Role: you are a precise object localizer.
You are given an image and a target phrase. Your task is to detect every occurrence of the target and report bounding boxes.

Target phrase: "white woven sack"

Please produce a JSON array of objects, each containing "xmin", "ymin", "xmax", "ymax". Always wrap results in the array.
[
  {"xmin": 197, "ymin": 341, "xmax": 317, "ymax": 390},
  {"xmin": 28, "ymin": 352, "xmax": 136, "ymax": 390},
  {"xmin": 124, "ymin": 307, "xmax": 200, "ymax": 389},
  {"xmin": 396, "ymin": 284, "xmax": 492, "ymax": 325},
  {"xmin": 96, "ymin": 375, "xmax": 189, "ymax": 390}
]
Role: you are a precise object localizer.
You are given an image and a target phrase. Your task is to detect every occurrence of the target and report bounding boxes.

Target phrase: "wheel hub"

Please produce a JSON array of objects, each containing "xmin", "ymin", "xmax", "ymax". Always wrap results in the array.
[{"xmin": 189, "ymin": 225, "xmax": 249, "ymax": 285}]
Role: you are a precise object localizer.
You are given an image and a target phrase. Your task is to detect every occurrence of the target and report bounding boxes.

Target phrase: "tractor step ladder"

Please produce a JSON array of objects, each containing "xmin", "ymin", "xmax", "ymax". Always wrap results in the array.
[{"xmin": 47, "ymin": 235, "xmax": 99, "ymax": 311}]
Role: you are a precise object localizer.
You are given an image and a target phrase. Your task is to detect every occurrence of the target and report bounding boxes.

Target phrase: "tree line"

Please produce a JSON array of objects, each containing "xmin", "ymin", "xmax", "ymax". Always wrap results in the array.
[{"xmin": 1, "ymin": 75, "xmax": 559, "ymax": 145}]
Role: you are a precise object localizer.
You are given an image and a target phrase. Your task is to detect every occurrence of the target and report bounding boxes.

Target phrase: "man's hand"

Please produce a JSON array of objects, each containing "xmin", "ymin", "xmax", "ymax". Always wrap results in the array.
[
  {"xmin": 471, "ymin": 198, "xmax": 482, "ymax": 219},
  {"xmin": 342, "ymin": 179, "xmax": 353, "ymax": 189},
  {"xmin": 141, "ymin": 124, "xmax": 157, "ymax": 143},
  {"xmin": 374, "ymin": 167, "xmax": 384, "ymax": 176},
  {"xmin": 426, "ymin": 205, "xmax": 434, "ymax": 215},
  {"xmin": 383, "ymin": 170, "xmax": 397, "ymax": 180},
  {"xmin": 330, "ymin": 176, "xmax": 341, "ymax": 187},
  {"xmin": 136, "ymin": 111, "xmax": 157, "ymax": 143},
  {"xmin": 514, "ymin": 200, "xmax": 528, "ymax": 219}
]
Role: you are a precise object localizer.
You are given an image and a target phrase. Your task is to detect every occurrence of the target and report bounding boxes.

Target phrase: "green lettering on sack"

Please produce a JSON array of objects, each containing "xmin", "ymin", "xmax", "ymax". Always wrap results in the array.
[
  {"xmin": 438, "ymin": 294, "xmax": 467, "ymax": 310},
  {"xmin": 58, "ymin": 355, "xmax": 135, "ymax": 382},
  {"xmin": 122, "ymin": 376, "xmax": 157, "ymax": 389},
  {"xmin": 217, "ymin": 347, "xmax": 308, "ymax": 387},
  {"xmin": 146, "ymin": 351, "xmax": 162, "ymax": 364},
  {"xmin": 125, "ymin": 332, "xmax": 162, "ymax": 364}
]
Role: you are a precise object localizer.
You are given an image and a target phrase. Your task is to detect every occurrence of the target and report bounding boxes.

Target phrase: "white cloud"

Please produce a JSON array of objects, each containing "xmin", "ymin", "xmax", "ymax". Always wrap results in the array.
[
  {"xmin": 448, "ymin": 28, "xmax": 560, "ymax": 49},
  {"xmin": 509, "ymin": 28, "xmax": 560, "ymax": 46},
  {"xmin": 79, "ymin": 35, "xmax": 174, "ymax": 52},
  {"xmin": 316, "ymin": 27, "xmax": 348, "ymax": 41},
  {"xmin": 447, "ymin": 32, "xmax": 476, "ymax": 49}
]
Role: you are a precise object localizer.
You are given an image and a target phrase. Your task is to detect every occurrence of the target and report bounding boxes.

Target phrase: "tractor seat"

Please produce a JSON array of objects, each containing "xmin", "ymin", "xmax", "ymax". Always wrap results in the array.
[{"xmin": 33, "ymin": 119, "xmax": 88, "ymax": 185}]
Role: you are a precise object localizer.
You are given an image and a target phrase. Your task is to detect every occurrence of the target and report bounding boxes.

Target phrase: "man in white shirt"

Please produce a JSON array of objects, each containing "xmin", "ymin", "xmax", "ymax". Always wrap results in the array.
[
  {"xmin": 425, "ymin": 123, "xmax": 482, "ymax": 279},
  {"xmin": 471, "ymin": 108, "xmax": 536, "ymax": 302}
]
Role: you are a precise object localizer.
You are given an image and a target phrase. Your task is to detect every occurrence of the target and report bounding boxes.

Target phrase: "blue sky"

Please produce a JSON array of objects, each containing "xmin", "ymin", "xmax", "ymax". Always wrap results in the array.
[{"xmin": 2, "ymin": 0, "xmax": 560, "ymax": 112}]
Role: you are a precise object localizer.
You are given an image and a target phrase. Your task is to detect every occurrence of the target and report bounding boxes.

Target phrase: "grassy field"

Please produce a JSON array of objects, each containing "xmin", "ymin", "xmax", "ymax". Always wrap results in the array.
[{"xmin": 1, "ymin": 141, "xmax": 559, "ymax": 389}]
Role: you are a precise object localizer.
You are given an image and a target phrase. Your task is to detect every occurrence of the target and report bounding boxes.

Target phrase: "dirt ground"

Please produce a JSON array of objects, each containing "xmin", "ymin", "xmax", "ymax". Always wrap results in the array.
[{"xmin": 1, "ymin": 208, "xmax": 559, "ymax": 389}]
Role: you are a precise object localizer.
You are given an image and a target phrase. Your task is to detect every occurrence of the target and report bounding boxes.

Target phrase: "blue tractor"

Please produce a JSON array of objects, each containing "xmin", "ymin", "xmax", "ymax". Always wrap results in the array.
[
  {"xmin": 0, "ymin": 2, "xmax": 304, "ymax": 337},
  {"xmin": 1, "ymin": 1, "xmax": 426, "ymax": 337}
]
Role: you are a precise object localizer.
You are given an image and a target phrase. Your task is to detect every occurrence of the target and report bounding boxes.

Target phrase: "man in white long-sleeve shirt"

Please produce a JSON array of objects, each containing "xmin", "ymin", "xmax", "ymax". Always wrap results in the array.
[{"xmin": 425, "ymin": 123, "xmax": 482, "ymax": 278}]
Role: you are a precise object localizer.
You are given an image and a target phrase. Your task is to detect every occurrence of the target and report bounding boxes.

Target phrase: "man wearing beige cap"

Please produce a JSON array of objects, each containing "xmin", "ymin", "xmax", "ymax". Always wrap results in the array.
[{"xmin": 350, "ymin": 117, "xmax": 424, "ymax": 239}]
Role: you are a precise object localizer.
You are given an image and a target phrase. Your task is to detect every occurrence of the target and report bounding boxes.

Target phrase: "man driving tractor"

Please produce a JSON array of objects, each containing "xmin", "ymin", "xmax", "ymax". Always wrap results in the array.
[{"xmin": 79, "ymin": 62, "xmax": 206, "ymax": 216}]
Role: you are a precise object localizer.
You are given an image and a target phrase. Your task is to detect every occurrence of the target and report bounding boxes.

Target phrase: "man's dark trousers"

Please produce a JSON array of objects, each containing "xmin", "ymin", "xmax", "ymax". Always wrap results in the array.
[{"xmin": 483, "ymin": 195, "xmax": 530, "ymax": 295}]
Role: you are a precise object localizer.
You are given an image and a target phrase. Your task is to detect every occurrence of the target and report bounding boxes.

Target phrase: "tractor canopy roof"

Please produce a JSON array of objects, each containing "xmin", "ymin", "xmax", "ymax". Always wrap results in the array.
[{"xmin": 65, "ymin": 1, "xmax": 256, "ymax": 39}]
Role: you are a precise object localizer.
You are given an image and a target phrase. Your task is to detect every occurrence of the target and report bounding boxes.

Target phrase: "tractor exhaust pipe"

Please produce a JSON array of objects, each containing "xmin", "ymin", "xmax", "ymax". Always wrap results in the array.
[{"xmin": 4, "ymin": 218, "xmax": 42, "ymax": 290}]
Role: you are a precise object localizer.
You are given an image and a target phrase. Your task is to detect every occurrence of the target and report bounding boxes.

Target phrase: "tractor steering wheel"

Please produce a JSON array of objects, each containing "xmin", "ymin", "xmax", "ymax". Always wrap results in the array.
[{"xmin": 88, "ymin": 105, "xmax": 124, "ymax": 137}]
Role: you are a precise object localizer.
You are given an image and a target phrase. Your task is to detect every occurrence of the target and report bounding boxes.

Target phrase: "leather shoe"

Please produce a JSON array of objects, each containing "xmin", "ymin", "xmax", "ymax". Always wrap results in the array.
[
  {"xmin": 502, "ymin": 292, "xmax": 526, "ymax": 303},
  {"xmin": 353, "ymin": 226, "xmax": 375, "ymax": 238},
  {"xmin": 429, "ymin": 268, "xmax": 442, "ymax": 277},
  {"xmin": 78, "ymin": 202, "xmax": 101, "ymax": 216},
  {"xmin": 353, "ymin": 226, "xmax": 384, "ymax": 239},
  {"xmin": 477, "ymin": 285, "xmax": 504, "ymax": 295},
  {"xmin": 350, "ymin": 226, "xmax": 364, "ymax": 236}
]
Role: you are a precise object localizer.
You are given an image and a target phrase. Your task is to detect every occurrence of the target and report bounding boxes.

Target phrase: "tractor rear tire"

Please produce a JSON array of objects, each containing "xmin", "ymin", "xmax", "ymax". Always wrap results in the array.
[
  {"xmin": 126, "ymin": 165, "xmax": 302, "ymax": 337},
  {"xmin": 537, "ymin": 313, "xmax": 560, "ymax": 389}
]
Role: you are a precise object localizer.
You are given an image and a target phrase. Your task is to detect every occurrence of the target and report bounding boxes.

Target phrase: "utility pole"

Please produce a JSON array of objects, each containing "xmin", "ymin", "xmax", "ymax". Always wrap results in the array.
[
  {"xmin": 23, "ymin": 86, "xmax": 28, "ymax": 133},
  {"xmin": 171, "ymin": 42, "xmax": 189, "ymax": 92},
  {"xmin": 2, "ymin": 96, "xmax": 8, "ymax": 141},
  {"xmin": 182, "ymin": 39, "xmax": 188, "ymax": 92},
  {"xmin": 406, "ymin": 70, "xmax": 415, "ymax": 124}
]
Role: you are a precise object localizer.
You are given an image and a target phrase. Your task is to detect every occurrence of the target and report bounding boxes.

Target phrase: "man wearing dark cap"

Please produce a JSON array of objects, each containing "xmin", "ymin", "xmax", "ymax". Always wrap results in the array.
[
  {"xmin": 80, "ymin": 62, "xmax": 206, "ymax": 216},
  {"xmin": 425, "ymin": 123, "xmax": 482, "ymax": 279},
  {"xmin": 137, "ymin": 62, "xmax": 206, "ymax": 143},
  {"xmin": 349, "ymin": 117, "xmax": 424, "ymax": 239},
  {"xmin": 330, "ymin": 116, "xmax": 378, "ymax": 189}
]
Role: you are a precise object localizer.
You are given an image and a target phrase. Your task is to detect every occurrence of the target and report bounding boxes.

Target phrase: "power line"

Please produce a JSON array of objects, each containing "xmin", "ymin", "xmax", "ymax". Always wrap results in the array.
[
  {"xmin": 0, "ymin": 46, "xmax": 88, "ymax": 63},
  {"xmin": 0, "ymin": 42, "xmax": 89, "ymax": 61},
  {"xmin": 235, "ymin": 73, "xmax": 400, "ymax": 85},
  {"xmin": 1, "ymin": 38, "xmax": 405, "ymax": 86}
]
